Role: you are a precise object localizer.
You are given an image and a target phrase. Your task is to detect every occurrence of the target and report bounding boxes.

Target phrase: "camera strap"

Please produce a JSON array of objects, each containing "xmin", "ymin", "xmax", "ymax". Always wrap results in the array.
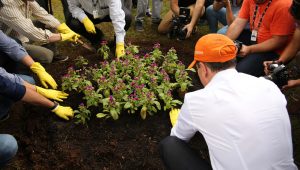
[{"xmin": 251, "ymin": 0, "xmax": 272, "ymax": 43}]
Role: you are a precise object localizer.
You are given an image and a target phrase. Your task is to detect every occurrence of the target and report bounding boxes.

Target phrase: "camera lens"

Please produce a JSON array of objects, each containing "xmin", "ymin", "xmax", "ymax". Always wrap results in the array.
[{"xmin": 177, "ymin": 29, "xmax": 187, "ymax": 41}]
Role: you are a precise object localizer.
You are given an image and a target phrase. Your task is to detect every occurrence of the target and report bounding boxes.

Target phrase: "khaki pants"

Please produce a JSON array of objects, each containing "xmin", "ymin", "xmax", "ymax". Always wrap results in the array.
[
  {"xmin": 23, "ymin": 43, "xmax": 54, "ymax": 64},
  {"xmin": 157, "ymin": 4, "xmax": 204, "ymax": 34}
]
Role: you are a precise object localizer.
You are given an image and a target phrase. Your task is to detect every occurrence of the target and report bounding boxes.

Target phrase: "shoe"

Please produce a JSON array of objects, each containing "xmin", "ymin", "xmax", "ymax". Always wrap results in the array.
[
  {"xmin": 0, "ymin": 114, "xmax": 9, "ymax": 123},
  {"xmin": 53, "ymin": 54, "xmax": 69, "ymax": 62},
  {"xmin": 152, "ymin": 18, "xmax": 162, "ymax": 25},
  {"xmin": 146, "ymin": 11, "xmax": 152, "ymax": 17},
  {"xmin": 135, "ymin": 21, "xmax": 144, "ymax": 32}
]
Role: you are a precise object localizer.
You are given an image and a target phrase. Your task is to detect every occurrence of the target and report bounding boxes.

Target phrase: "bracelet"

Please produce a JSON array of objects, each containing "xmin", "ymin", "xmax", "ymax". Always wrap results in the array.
[{"xmin": 50, "ymin": 101, "xmax": 59, "ymax": 111}]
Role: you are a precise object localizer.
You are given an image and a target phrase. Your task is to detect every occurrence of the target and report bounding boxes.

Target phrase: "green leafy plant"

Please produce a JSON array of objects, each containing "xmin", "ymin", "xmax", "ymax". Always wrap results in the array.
[{"xmin": 62, "ymin": 43, "xmax": 194, "ymax": 124}]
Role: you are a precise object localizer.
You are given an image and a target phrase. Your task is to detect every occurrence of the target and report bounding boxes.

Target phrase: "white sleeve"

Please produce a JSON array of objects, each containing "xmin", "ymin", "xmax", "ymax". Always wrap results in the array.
[
  {"xmin": 108, "ymin": 0, "xmax": 126, "ymax": 44},
  {"xmin": 67, "ymin": 0, "xmax": 87, "ymax": 22},
  {"xmin": 171, "ymin": 101, "xmax": 197, "ymax": 142}
]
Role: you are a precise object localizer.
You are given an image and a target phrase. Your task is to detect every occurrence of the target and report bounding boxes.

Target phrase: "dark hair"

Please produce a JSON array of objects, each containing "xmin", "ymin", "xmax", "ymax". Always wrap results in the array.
[
  {"xmin": 290, "ymin": 0, "xmax": 300, "ymax": 20},
  {"xmin": 197, "ymin": 59, "xmax": 237, "ymax": 72},
  {"xmin": 0, "ymin": 0, "xmax": 3, "ymax": 9}
]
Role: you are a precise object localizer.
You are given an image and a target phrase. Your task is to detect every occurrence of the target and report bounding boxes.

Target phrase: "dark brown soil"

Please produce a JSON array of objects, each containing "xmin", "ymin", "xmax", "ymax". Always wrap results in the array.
[{"xmin": 1, "ymin": 34, "xmax": 299, "ymax": 169}]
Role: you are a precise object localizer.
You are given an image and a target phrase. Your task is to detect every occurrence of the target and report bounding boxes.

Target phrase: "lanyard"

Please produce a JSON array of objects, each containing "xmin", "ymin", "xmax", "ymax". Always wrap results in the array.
[
  {"xmin": 251, "ymin": 0, "xmax": 272, "ymax": 30},
  {"xmin": 92, "ymin": 0, "xmax": 99, "ymax": 8}
]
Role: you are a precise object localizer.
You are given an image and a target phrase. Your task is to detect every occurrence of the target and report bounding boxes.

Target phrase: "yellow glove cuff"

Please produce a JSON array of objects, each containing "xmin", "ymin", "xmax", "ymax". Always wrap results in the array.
[
  {"xmin": 30, "ymin": 62, "xmax": 45, "ymax": 73},
  {"xmin": 57, "ymin": 23, "xmax": 69, "ymax": 33}
]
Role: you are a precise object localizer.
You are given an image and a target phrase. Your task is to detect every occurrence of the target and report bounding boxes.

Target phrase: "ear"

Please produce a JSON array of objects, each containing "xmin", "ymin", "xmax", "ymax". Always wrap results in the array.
[{"xmin": 200, "ymin": 62, "xmax": 209, "ymax": 77}]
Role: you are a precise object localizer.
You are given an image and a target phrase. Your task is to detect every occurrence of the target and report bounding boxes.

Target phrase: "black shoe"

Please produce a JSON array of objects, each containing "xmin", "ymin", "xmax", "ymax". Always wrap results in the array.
[
  {"xmin": 0, "ymin": 114, "xmax": 9, "ymax": 122},
  {"xmin": 53, "ymin": 54, "xmax": 69, "ymax": 62},
  {"xmin": 152, "ymin": 18, "xmax": 162, "ymax": 25},
  {"xmin": 135, "ymin": 21, "xmax": 144, "ymax": 32},
  {"xmin": 146, "ymin": 11, "xmax": 152, "ymax": 17}
]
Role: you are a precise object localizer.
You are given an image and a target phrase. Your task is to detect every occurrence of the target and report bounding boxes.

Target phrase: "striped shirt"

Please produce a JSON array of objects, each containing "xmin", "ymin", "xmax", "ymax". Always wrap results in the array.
[
  {"xmin": 0, "ymin": 0, "xmax": 61, "ymax": 44},
  {"xmin": 67, "ymin": 0, "xmax": 126, "ymax": 43}
]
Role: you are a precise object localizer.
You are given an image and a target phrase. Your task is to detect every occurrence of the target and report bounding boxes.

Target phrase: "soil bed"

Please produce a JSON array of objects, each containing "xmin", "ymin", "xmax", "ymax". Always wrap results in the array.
[{"xmin": 0, "ymin": 37, "xmax": 299, "ymax": 169}]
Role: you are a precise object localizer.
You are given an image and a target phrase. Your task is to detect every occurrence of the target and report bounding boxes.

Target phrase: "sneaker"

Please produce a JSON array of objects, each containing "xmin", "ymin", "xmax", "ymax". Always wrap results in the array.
[
  {"xmin": 135, "ymin": 21, "xmax": 144, "ymax": 32},
  {"xmin": 53, "ymin": 54, "xmax": 69, "ymax": 62},
  {"xmin": 152, "ymin": 18, "xmax": 162, "ymax": 25}
]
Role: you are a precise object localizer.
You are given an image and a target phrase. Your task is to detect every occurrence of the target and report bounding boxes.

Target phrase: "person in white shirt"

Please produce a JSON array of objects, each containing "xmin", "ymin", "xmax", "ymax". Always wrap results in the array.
[
  {"xmin": 159, "ymin": 34, "xmax": 298, "ymax": 170},
  {"xmin": 62, "ymin": 0, "xmax": 132, "ymax": 58}
]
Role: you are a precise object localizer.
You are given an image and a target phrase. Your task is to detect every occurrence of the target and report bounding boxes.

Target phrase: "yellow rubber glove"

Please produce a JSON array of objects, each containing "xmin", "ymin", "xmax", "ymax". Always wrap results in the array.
[
  {"xmin": 82, "ymin": 17, "xmax": 96, "ymax": 34},
  {"xmin": 30, "ymin": 62, "xmax": 58, "ymax": 89},
  {"xmin": 36, "ymin": 86, "xmax": 68, "ymax": 102},
  {"xmin": 116, "ymin": 42, "xmax": 125, "ymax": 58},
  {"xmin": 51, "ymin": 104, "xmax": 74, "ymax": 120},
  {"xmin": 57, "ymin": 23, "xmax": 72, "ymax": 34},
  {"xmin": 61, "ymin": 32, "xmax": 80, "ymax": 42},
  {"xmin": 169, "ymin": 108, "xmax": 180, "ymax": 127}
]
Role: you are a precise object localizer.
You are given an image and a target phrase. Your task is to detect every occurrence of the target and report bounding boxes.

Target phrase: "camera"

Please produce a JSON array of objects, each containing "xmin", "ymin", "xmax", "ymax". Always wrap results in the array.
[
  {"xmin": 168, "ymin": 7, "xmax": 191, "ymax": 41},
  {"xmin": 264, "ymin": 63, "xmax": 289, "ymax": 88},
  {"xmin": 234, "ymin": 40, "xmax": 243, "ymax": 54}
]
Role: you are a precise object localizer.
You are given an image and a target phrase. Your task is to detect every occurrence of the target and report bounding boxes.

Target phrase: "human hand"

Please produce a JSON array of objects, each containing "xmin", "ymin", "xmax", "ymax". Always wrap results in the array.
[
  {"xmin": 36, "ymin": 86, "xmax": 68, "ymax": 102},
  {"xmin": 183, "ymin": 23, "xmax": 193, "ymax": 38},
  {"xmin": 30, "ymin": 62, "xmax": 57, "ymax": 89},
  {"xmin": 82, "ymin": 17, "xmax": 96, "ymax": 34},
  {"xmin": 263, "ymin": 60, "xmax": 277, "ymax": 75},
  {"xmin": 169, "ymin": 108, "xmax": 180, "ymax": 126},
  {"xmin": 282, "ymin": 79, "xmax": 300, "ymax": 90},
  {"xmin": 116, "ymin": 42, "xmax": 125, "ymax": 58},
  {"xmin": 51, "ymin": 105, "xmax": 74, "ymax": 120},
  {"xmin": 238, "ymin": 45, "xmax": 251, "ymax": 57},
  {"xmin": 60, "ymin": 31, "xmax": 80, "ymax": 42},
  {"xmin": 57, "ymin": 23, "xmax": 72, "ymax": 34}
]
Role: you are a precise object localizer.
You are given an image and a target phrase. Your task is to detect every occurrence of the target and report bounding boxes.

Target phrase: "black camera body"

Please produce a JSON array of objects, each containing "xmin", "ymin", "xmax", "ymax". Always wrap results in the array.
[
  {"xmin": 264, "ymin": 63, "xmax": 289, "ymax": 88},
  {"xmin": 168, "ymin": 7, "xmax": 191, "ymax": 41}
]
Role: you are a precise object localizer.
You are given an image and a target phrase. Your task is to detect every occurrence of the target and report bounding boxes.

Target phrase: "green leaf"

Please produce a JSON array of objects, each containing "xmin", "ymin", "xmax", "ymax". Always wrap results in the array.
[
  {"xmin": 186, "ymin": 68, "xmax": 196, "ymax": 72},
  {"xmin": 153, "ymin": 101, "xmax": 161, "ymax": 110},
  {"xmin": 124, "ymin": 102, "xmax": 132, "ymax": 109},
  {"xmin": 110, "ymin": 109, "xmax": 119, "ymax": 120},
  {"xmin": 96, "ymin": 113, "xmax": 107, "ymax": 118}
]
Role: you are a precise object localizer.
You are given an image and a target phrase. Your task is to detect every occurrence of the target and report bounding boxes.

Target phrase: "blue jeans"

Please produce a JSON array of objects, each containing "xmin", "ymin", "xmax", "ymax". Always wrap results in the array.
[
  {"xmin": 0, "ymin": 134, "xmax": 18, "ymax": 167},
  {"xmin": 159, "ymin": 136, "xmax": 212, "ymax": 170}
]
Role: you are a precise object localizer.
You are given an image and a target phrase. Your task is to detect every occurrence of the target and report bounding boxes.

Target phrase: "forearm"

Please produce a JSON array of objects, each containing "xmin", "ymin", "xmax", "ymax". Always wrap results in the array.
[
  {"xmin": 21, "ymin": 55, "xmax": 35, "ymax": 68},
  {"xmin": 190, "ymin": 0, "xmax": 205, "ymax": 28},
  {"xmin": 48, "ymin": 33, "xmax": 62, "ymax": 42},
  {"xmin": 248, "ymin": 36, "xmax": 290, "ymax": 54},
  {"xmin": 21, "ymin": 87, "xmax": 55, "ymax": 109},
  {"xmin": 278, "ymin": 29, "xmax": 300, "ymax": 63},
  {"xmin": 226, "ymin": 18, "xmax": 247, "ymax": 40},
  {"xmin": 225, "ymin": 3, "xmax": 234, "ymax": 25},
  {"xmin": 171, "ymin": 0, "xmax": 180, "ymax": 15}
]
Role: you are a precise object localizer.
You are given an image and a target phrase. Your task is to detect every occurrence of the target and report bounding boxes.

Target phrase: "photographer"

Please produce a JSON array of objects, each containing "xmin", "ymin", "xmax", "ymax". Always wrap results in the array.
[
  {"xmin": 226, "ymin": 0, "xmax": 295, "ymax": 77},
  {"xmin": 206, "ymin": 0, "xmax": 243, "ymax": 33},
  {"xmin": 157, "ymin": 0, "xmax": 205, "ymax": 39},
  {"xmin": 264, "ymin": 0, "xmax": 300, "ymax": 89}
]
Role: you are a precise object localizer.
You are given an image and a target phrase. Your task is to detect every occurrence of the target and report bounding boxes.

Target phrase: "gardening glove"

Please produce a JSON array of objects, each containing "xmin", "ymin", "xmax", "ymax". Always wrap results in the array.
[
  {"xmin": 57, "ymin": 23, "xmax": 72, "ymax": 34},
  {"xmin": 60, "ymin": 31, "xmax": 80, "ymax": 42},
  {"xmin": 82, "ymin": 17, "xmax": 96, "ymax": 34},
  {"xmin": 51, "ymin": 104, "xmax": 74, "ymax": 120},
  {"xmin": 36, "ymin": 86, "xmax": 68, "ymax": 102},
  {"xmin": 116, "ymin": 42, "xmax": 125, "ymax": 58},
  {"xmin": 30, "ymin": 62, "xmax": 58, "ymax": 89},
  {"xmin": 169, "ymin": 108, "xmax": 180, "ymax": 127}
]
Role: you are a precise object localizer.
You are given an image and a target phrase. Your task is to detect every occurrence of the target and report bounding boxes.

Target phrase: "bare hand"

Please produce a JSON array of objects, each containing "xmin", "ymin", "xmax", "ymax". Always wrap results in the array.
[
  {"xmin": 238, "ymin": 45, "xmax": 251, "ymax": 57},
  {"xmin": 183, "ymin": 23, "xmax": 193, "ymax": 39},
  {"xmin": 263, "ymin": 60, "xmax": 274, "ymax": 75},
  {"xmin": 282, "ymin": 79, "xmax": 300, "ymax": 90}
]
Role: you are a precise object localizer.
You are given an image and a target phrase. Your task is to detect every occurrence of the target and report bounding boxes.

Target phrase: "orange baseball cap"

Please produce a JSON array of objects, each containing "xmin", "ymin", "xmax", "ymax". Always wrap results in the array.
[{"xmin": 188, "ymin": 34, "xmax": 237, "ymax": 69}]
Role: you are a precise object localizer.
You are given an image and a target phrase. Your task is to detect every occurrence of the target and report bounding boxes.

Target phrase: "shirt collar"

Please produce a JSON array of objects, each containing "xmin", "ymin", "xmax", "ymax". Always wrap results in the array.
[{"xmin": 205, "ymin": 68, "xmax": 238, "ymax": 88}]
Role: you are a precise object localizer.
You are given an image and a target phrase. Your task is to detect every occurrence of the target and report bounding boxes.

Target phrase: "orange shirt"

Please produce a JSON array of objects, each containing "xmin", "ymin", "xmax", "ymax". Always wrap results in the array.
[{"xmin": 238, "ymin": 0, "xmax": 295, "ymax": 53}]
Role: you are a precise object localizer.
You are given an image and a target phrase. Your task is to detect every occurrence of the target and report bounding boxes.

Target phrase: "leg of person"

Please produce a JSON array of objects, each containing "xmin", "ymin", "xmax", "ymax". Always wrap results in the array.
[
  {"xmin": 123, "ymin": 2, "xmax": 133, "ymax": 31},
  {"xmin": 0, "ymin": 134, "xmax": 18, "ymax": 167},
  {"xmin": 22, "ymin": 43, "xmax": 54, "ymax": 63},
  {"xmin": 236, "ymin": 52, "xmax": 279, "ymax": 77},
  {"xmin": 122, "ymin": 0, "xmax": 133, "ymax": 12},
  {"xmin": 206, "ymin": 5, "xmax": 227, "ymax": 33},
  {"xmin": 17, "ymin": 74, "xmax": 35, "ymax": 85},
  {"xmin": 151, "ymin": 0, "xmax": 162, "ymax": 25},
  {"xmin": 158, "ymin": 10, "xmax": 174, "ymax": 34},
  {"xmin": 217, "ymin": 25, "xmax": 228, "ymax": 35},
  {"xmin": 159, "ymin": 136, "xmax": 212, "ymax": 170},
  {"xmin": 135, "ymin": 0, "xmax": 148, "ymax": 31}
]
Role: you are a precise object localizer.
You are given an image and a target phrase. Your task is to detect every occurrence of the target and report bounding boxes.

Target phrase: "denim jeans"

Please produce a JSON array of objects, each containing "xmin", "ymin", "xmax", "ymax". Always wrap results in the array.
[
  {"xmin": 136, "ymin": 0, "xmax": 162, "ymax": 23},
  {"xmin": 159, "ymin": 136, "xmax": 212, "ymax": 170},
  {"xmin": 0, "ymin": 134, "xmax": 18, "ymax": 167}
]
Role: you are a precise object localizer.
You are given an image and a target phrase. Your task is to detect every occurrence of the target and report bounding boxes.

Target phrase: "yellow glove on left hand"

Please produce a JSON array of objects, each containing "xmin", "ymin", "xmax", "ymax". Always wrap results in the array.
[
  {"xmin": 36, "ymin": 86, "xmax": 68, "ymax": 102},
  {"xmin": 57, "ymin": 23, "xmax": 72, "ymax": 34},
  {"xmin": 30, "ymin": 62, "xmax": 57, "ymax": 89},
  {"xmin": 61, "ymin": 32, "xmax": 80, "ymax": 42},
  {"xmin": 82, "ymin": 17, "xmax": 96, "ymax": 34},
  {"xmin": 116, "ymin": 42, "xmax": 125, "ymax": 58},
  {"xmin": 169, "ymin": 108, "xmax": 180, "ymax": 127},
  {"xmin": 51, "ymin": 104, "xmax": 74, "ymax": 120}
]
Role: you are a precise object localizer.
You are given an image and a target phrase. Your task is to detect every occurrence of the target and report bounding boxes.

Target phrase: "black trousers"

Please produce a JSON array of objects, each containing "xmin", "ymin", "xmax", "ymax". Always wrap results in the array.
[
  {"xmin": 236, "ymin": 30, "xmax": 279, "ymax": 77},
  {"xmin": 159, "ymin": 136, "xmax": 212, "ymax": 170},
  {"xmin": 61, "ymin": 0, "xmax": 132, "ymax": 47}
]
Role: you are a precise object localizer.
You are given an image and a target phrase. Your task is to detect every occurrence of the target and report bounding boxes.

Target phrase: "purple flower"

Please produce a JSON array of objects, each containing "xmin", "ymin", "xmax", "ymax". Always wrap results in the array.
[
  {"xmin": 101, "ymin": 40, "xmax": 108, "ymax": 45},
  {"xmin": 153, "ymin": 43, "xmax": 160, "ymax": 49}
]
